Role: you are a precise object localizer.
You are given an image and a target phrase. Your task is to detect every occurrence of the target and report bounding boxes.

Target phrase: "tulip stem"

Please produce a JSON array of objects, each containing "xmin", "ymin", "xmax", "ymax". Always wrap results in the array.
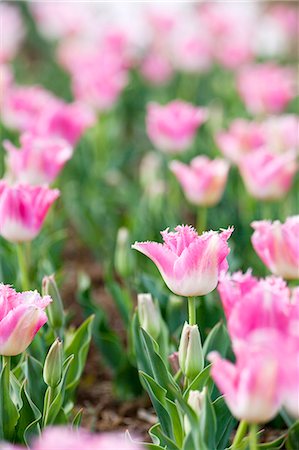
[
  {"xmin": 16, "ymin": 243, "xmax": 30, "ymax": 291},
  {"xmin": 188, "ymin": 297, "xmax": 196, "ymax": 325},
  {"xmin": 249, "ymin": 424, "xmax": 258, "ymax": 450},
  {"xmin": 196, "ymin": 207, "xmax": 207, "ymax": 234},
  {"xmin": 231, "ymin": 420, "xmax": 248, "ymax": 448}
]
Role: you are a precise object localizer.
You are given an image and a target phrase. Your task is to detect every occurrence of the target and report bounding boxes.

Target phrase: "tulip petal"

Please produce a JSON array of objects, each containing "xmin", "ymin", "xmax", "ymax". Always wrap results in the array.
[{"xmin": 132, "ymin": 241, "xmax": 176, "ymax": 278}]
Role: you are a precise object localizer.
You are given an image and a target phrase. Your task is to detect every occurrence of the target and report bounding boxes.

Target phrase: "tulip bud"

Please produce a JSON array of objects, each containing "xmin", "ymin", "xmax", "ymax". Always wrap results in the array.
[
  {"xmin": 179, "ymin": 322, "xmax": 204, "ymax": 380},
  {"xmin": 184, "ymin": 389, "xmax": 206, "ymax": 434},
  {"xmin": 168, "ymin": 351, "xmax": 180, "ymax": 375},
  {"xmin": 138, "ymin": 293, "xmax": 161, "ymax": 340},
  {"xmin": 114, "ymin": 227, "xmax": 134, "ymax": 278},
  {"xmin": 43, "ymin": 338, "xmax": 63, "ymax": 387},
  {"xmin": 42, "ymin": 274, "xmax": 65, "ymax": 333}
]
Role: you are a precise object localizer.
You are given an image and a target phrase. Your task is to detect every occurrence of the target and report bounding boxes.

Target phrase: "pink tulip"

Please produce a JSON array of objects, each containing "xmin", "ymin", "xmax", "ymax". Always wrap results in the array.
[
  {"xmin": 132, "ymin": 225, "xmax": 233, "ymax": 296},
  {"xmin": 237, "ymin": 63, "xmax": 296, "ymax": 115},
  {"xmin": 0, "ymin": 3, "xmax": 25, "ymax": 63},
  {"xmin": 209, "ymin": 334, "xmax": 285, "ymax": 423},
  {"xmin": 140, "ymin": 51, "xmax": 173, "ymax": 86},
  {"xmin": 238, "ymin": 148, "xmax": 297, "ymax": 200},
  {"xmin": 2, "ymin": 85, "xmax": 60, "ymax": 132},
  {"xmin": 4, "ymin": 133, "xmax": 73, "ymax": 185},
  {"xmin": 0, "ymin": 284, "xmax": 51, "ymax": 356},
  {"xmin": 0, "ymin": 182, "xmax": 60, "ymax": 243},
  {"xmin": 34, "ymin": 101, "xmax": 95, "ymax": 146},
  {"xmin": 31, "ymin": 427, "xmax": 141, "ymax": 450},
  {"xmin": 251, "ymin": 216, "xmax": 299, "ymax": 279},
  {"xmin": 72, "ymin": 50, "xmax": 129, "ymax": 112},
  {"xmin": 146, "ymin": 100, "xmax": 207, "ymax": 153},
  {"xmin": 216, "ymin": 119, "xmax": 265, "ymax": 164},
  {"xmin": 262, "ymin": 115, "xmax": 299, "ymax": 154},
  {"xmin": 170, "ymin": 156, "xmax": 229, "ymax": 206},
  {"xmin": 0, "ymin": 64, "xmax": 13, "ymax": 110},
  {"xmin": 171, "ymin": 31, "xmax": 213, "ymax": 73}
]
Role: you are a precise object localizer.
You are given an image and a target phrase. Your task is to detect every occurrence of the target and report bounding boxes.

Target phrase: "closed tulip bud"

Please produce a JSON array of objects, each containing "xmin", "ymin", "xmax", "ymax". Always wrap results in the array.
[
  {"xmin": 43, "ymin": 338, "xmax": 63, "ymax": 388},
  {"xmin": 138, "ymin": 293, "xmax": 161, "ymax": 340},
  {"xmin": 42, "ymin": 274, "xmax": 65, "ymax": 333},
  {"xmin": 168, "ymin": 351, "xmax": 180, "ymax": 375},
  {"xmin": 179, "ymin": 322, "xmax": 204, "ymax": 380},
  {"xmin": 184, "ymin": 389, "xmax": 206, "ymax": 434},
  {"xmin": 114, "ymin": 227, "xmax": 134, "ymax": 278}
]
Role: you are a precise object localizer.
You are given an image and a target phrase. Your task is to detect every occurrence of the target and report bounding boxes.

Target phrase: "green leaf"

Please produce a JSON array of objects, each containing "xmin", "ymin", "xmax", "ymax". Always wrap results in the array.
[
  {"xmin": 286, "ymin": 420, "xmax": 299, "ymax": 450},
  {"xmin": 25, "ymin": 354, "xmax": 47, "ymax": 411},
  {"xmin": 64, "ymin": 315, "xmax": 94, "ymax": 395},
  {"xmin": 72, "ymin": 409, "xmax": 83, "ymax": 428},
  {"xmin": 199, "ymin": 390, "xmax": 217, "ymax": 450},
  {"xmin": 258, "ymin": 433, "xmax": 286, "ymax": 449},
  {"xmin": 0, "ymin": 361, "xmax": 19, "ymax": 441},
  {"xmin": 213, "ymin": 396, "xmax": 236, "ymax": 450},
  {"xmin": 203, "ymin": 322, "xmax": 231, "ymax": 361},
  {"xmin": 148, "ymin": 422, "xmax": 179, "ymax": 450},
  {"xmin": 184, "ymin": 365, "xmax": 212, "ymax": 398},
  {"xmin": 16, "ymin": 380, "xmax": 41, "ymax": 445}
]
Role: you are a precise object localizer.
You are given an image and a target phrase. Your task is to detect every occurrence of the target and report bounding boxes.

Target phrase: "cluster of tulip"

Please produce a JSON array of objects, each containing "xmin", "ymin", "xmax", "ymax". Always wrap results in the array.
[{"xmin": 0, "ymin": 1, "xmax": 298, "ymax": 450}]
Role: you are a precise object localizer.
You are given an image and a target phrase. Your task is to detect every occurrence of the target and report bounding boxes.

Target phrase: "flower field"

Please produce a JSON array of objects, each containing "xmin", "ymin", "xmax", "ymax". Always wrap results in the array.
[{"xmin": 0, "ymin": 2, "xmax": 298, "ymax": 450}]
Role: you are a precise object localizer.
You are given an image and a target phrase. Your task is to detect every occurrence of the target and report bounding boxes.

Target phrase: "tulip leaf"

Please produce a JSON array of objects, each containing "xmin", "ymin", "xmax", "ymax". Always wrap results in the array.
[
  {"xmin": 184, "ymin": 365, "xmax": 212, "ymax": 398},
  {"xmin": 107, "ymin": 280, "xmax": 133, "ymax": 327},
  {"xmin": 132, "ymin": 312, "xmax": 153, "ymax": 376},
  {"xmin": 286, "ymin": 420, "xmax": 299, "ymax": 450},
  {"xmin": 148, "ymin": 422, "xmax": 180, "ymax": 450},
  {"xmin": 0, "ymin": 361, "xmax": 19, "ymax": 441},
  {"xmin": 213, "ymin": 396, "xmax": 236, "ymax": 450},
  {"xmin": 199, "ymin": 390, "xmax": 217, "ymax": 450},
  {"xmin": 72, "ymin": 408, "xmax": 83, "ymax": 429},
  {"xmin": 25, "ymin": 354, "xmax": 47, "ymax": 411},
  {"xmin": 17, "ymin": 380, "xmax": 41, "ymax": 445},
  {"xmin": 64, "ymin": 315, "xmax": 94, "ymax": 395},
  {"xmin": 203, "ymin": 321, "xmax": 231, "ymax": 361}
]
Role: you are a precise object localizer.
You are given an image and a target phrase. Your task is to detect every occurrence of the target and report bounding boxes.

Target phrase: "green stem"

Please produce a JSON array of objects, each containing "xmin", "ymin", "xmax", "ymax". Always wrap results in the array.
[
  {"xmin": 174, "ymin": 369, "xmax": 182, "ymax": 383},
  {"xmin": 16, "ymin": 243, "xmax": 30, "ymax": 291},
  {"xmin": 188, "ymin": 297, "xmax": 196, "ymax": 325},
  {"xmin": 231, "ymin": 420, "xmax": 248, "ymax": 449},
  {"xmin": 1, "ymin": 355, "xmax": 11, "ymax": 397},
  {"xmin": 196, "ymin": 206, "xmax": 207, "ymax": 234},
  {"xmin": 249, "ymin": 424, "xmax": 258, "ymax": 450},
  {"xmin": 42, "ymin": 386, "xmax": 55, "ymax": 428}
]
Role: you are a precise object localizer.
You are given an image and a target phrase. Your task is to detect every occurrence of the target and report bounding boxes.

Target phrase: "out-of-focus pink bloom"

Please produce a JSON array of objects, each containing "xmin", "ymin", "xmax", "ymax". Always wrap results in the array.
[
  {"xmin": 31, "ymin": 427, "xmax": 141, "ymax": 450},
  {"xmin": 269, "ymin": 5, "xmax": 299, "ymax": 38},
  {"xmin": 237, "ymin": 63, "xmax": 296, "ymax": 115},
  {"xmin": 0, "ymin": 3, "xmax": 25, "ymax": 63},
  {"xmin": 1, "ymin": 85, "xmax": 60, "ymax": 132},
  {"xmin": 34, "ymin": 102, "xmax": 95, "ymax": 145},
  {"xmin": 4, "ymin": 133, "xmax": 73, "ymax": 185},
  {"xmin": 216, "ymin": 119, "xmax": 265, "ymax": 164},
  {"xmin": 238, "ymin": 148, "xmax": 297, "ymax": 200},
  {"xmin": 0, "ymin": 182, "xmax": 60, "ymax": 243},
  {"xmin": 0, "ymin": 64, "xmax": 13, "ymax": 109},
  {"xmin": 171, "ymin": 31, "xmax": 213, "ymax": 73},
  {"xmin": 262, "ymin": 115, "xmax": 299, "ymax": 154},
  {"xmin": 251, "ymin": 217, "xmax": 299, "ymax": 280},
  {"xmin": 0, "ymin": 284, "xmax": 51, "ymax": 356},
  {"xmin": 146, "ymin": 100, "xmax": 207, "ymax": 154},
  {"xmin": 72, "ymin": 51, "xmax": 129, "ymax": 112},
  {"xmin": 170, "ymin": 156, "xmax": 229, "ymax": 206},
  {"xmin": 140, "ymin": 51, "xmax": 173, "ymax": 85},
  {"xmin": 209, "ymin": 335, "xmax": 285, "ymax": 423},
  {"xmin": 132, "ymin": 225, "xmax": 233, "ymax": 296}
]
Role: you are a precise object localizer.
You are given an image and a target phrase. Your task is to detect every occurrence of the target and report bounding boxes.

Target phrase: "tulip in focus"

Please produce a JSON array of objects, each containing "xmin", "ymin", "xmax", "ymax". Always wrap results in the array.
[
  {"xmin": 132, "ymin": 225, "xmax": 233, "ymax": 296},
  {"xmin": 4, "ymin": 133, "xmax": 73, "ymax": 185},
  {"xmin": 43, "ymin": 338, "xmax": 63, "ymax": 388},
  {"xmin": 179, "ymin": 322, "xmax": 204, "ymax": 379},
  {"xmin": 251, "ymin": 216, "xmax": 299, "ymax": 279},
  {"xmin": 146, "ymin": 100, "xmax": 207, "ymax": 154},
  {"xmin": 0, "ymin": 284, "xmax": 51, "ymax": 356},
  {"xmin": 238, "ymin": 148, "xmax": 297, "ymax": 200},
  {"xmin": 237, "ymin": 63, "xmax": 296, "ymax": 115},
  {"xmin": 170, "ymin": 156, "xmax": 229, "ymax": 206},
  {"xmin": 0, "ymin": 182, "xmax": 60, "ymax": 243}
]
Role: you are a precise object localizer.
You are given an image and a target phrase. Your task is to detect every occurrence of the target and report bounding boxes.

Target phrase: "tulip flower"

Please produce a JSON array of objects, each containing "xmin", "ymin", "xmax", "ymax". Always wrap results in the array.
[
  {"xmin": 132, "ymin": 225, "xmax": 233, "ymax": 297},
  {"xmin": 4, "ymin": 133, "xmax": 73, "ymax": 185},
  {"xmin": 146, "ymin": 100, "xmax": 207, "ymax": 154},
  {"xmin": 209, "ymin": 339, "xmax": 284, "ymax": 423},
  {"xmin": 238, "ymin": 148, "xmax": 297, "ymax": 200},
  {"xmin": 0, "ymin": 3, "xmax": 25, "ymax": 63},
  {"xmin": 34, "ymin": 101, "xmax": 95, "ymax": 146},
  {"xmin": 170, "ymin": 156, "xmax": 229, "ymax": 206},
  {"xmin": 138, "ymin": 293, "xmax": 161, "ymax": 340},
  {"xmin": 0, "ymin": 182, "xmax": 60, "ymax": 243},
  {"xmin": 0, "ymin": 284, "xmax": 51, "ymax": 356},
  {"xmin": 1, "ymin": 85, "xmax": 60, "ymax": 132},
  {"xmin": 140, "ymin": 51, "xmax": 173, "ymax": 85},
  {"xmin": 237, "ymin": 63, "xmax": 296, "ymax": 115},
  {"xmin": 251, "ymin": 216, "xmax": 299, "ymax": 279},
  {"xmin": 216, "ymin": 119, "xmax": 265, "ymax": 164}
]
